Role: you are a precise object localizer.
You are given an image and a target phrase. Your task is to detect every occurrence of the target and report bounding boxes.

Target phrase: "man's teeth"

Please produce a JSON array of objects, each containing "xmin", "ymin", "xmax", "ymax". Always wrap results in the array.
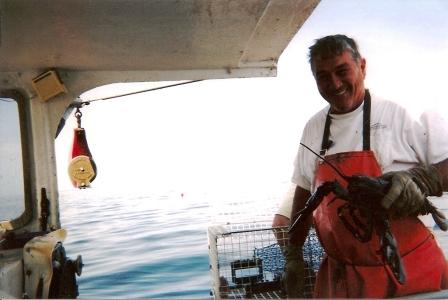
[{"xmin": 335, "ymin": 89, "xmax": 346, "ymax": 95}]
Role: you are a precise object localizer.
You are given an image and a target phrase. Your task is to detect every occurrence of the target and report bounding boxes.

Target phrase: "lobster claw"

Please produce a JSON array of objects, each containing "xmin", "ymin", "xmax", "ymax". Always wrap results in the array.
[{"xmin": 374, "ymin": 216, "xmax": 407, "ymax": 285}]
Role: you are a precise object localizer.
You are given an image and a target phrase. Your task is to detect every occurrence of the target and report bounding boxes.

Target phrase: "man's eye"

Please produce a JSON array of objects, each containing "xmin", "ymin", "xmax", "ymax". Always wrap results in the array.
[
  {"xmin": 337, "ymin": 69, "xmax": 349, "ymax": 76},
  {"xmin": 317, "ymin": 74, "xmax": 329, "ymax": 82}
]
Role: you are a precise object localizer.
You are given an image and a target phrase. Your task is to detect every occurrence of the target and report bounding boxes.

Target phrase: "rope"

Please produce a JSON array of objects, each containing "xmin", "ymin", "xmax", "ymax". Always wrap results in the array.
[{"xmin": 76, "ymin": 79, "xmax": 203, "ymax": 105}]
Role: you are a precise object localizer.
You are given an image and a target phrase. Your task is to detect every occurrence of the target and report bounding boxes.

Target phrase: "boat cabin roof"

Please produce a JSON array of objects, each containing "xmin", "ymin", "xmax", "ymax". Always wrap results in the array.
[{"xmin": 0, "ymin": 0, "xmax": 319, "ymax": 79}]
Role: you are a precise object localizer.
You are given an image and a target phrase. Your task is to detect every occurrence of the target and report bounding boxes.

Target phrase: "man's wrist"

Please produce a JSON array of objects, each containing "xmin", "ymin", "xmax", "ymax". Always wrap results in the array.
[{"xmin": 409, "ymin": 165, "xmax": 443, "ymax": 197}]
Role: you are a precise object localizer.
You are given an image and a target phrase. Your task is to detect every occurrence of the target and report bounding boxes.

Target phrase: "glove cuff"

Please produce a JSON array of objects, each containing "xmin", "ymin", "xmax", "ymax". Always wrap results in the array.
[{"xmin": 409, "ymin": 165, "xmax": 443, "ymax": 197}]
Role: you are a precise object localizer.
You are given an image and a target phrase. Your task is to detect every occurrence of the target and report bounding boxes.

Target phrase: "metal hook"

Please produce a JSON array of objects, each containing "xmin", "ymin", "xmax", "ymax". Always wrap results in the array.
[{"xmin": 75, "ymin": 107, "xmax": 82, "ymax": 128}]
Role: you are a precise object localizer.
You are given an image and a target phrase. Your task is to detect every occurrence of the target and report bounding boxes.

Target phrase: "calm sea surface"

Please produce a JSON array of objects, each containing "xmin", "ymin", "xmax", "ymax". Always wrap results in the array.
[
  {"xmin": 58, "ymin": 188, "xmax": 448, "ymax": 299},
  {"xmin": 58, "ymin": 186, "xmax": 284, "ymax": 299},
  {"xmin": 55, "ymin": 187, "xmax": 448, "ymax": 299}
]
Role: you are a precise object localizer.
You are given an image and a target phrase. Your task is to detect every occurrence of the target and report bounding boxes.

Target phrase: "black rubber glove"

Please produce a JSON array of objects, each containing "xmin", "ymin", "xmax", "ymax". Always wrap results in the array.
[
  {"xmin": 380, "ymin": 165, "xmax": 443, "ymax": 217},
  {"xmin": 282, "ymin": 245, "xmax": 305, "ymax": 298}
]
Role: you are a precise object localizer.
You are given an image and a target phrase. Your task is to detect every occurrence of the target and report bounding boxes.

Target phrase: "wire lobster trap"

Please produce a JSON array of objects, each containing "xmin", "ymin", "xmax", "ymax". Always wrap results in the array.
[{"xmin": 208, "ymin": 222, "xmax": 324, "ymax": 299}]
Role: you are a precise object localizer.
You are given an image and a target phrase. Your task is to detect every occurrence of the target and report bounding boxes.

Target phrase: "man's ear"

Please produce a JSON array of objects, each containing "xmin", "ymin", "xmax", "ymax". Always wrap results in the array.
[{"xmin": 360, "ymin": 57, "xmax": 367, "ymax": 78}]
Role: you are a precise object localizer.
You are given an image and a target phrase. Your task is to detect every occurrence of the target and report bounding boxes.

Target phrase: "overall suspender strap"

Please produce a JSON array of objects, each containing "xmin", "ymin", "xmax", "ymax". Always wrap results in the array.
[
  {"xmin": 320, "ymin": 89, "xmax": 371, "ymax": 155},
  {"xmin": 320, "ymin": 111, "xmax": 333, "ymax": 155},
  {"xmin": 362, "ymin": 90, "xmax": 371, "ymax": 151}
]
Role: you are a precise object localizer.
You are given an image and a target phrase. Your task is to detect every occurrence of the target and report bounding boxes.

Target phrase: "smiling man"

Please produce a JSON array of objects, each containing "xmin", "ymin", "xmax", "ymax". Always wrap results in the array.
[
  {"xmin": 312, "ymin": 44, "xmax": 366, "ymax": 114},
  {"xmin": 283, "ymin": 34, "xmax": 448, "ymax": 298}
]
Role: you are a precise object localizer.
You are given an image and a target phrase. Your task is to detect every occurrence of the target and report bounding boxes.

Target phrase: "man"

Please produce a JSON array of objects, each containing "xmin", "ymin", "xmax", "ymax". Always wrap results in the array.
[{"xmin": 285, "ymin": 34, "xmax": 448, "ymax": 298}]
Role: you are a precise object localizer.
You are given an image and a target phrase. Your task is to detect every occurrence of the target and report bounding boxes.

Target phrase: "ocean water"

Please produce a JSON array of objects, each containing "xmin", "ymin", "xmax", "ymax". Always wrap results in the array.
[
  {"xmin": 58, "ymin": 187, "xmax": 448, "ymax": 299},
  {"xmin": 58, "ymin": 185, "xmax": 285, "ymax": 299}
]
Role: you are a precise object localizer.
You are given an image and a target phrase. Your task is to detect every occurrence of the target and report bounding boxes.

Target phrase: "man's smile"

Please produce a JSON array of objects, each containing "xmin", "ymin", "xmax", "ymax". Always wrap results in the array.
[{"xmin": 335, "ymin": 88, "xmax": 347, "ymax": 96}]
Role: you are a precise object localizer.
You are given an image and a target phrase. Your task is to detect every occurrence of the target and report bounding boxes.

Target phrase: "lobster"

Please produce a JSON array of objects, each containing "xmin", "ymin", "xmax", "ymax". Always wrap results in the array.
[{"xmin": 289, "ymin": 143, "xmax": 447, "ymax": 284}]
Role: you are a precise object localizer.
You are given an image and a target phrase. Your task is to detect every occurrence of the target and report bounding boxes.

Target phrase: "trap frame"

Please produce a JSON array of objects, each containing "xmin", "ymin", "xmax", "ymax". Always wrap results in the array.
[{"xmin": 208, "ymin": 222, "xmax": 324, "ymax": 299}]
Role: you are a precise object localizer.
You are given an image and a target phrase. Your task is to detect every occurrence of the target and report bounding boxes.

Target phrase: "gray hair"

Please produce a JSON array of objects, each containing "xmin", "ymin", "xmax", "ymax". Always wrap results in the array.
[{"xmin": 308, "ymin": 34, "xmax": 362, "ymax": 70}]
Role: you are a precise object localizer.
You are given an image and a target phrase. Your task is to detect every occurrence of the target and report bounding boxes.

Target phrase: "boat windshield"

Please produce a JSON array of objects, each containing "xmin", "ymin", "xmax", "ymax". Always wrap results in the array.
[{"xmin": 0, "ymin": 98, "xmax": 25, "ymax": 221}]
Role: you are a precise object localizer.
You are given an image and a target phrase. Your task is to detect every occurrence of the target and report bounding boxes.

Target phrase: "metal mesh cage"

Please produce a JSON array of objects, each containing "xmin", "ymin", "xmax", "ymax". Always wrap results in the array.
[{"xmin": 208, "ymin": 223, "xmax": 324, "ymax": 299}]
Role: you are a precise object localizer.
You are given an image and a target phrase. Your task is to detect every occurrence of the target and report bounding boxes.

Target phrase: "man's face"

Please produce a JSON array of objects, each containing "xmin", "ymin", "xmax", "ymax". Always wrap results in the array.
[{"xmin": 312, "ymin": 50, "xmax": 366, "ymax": 114}]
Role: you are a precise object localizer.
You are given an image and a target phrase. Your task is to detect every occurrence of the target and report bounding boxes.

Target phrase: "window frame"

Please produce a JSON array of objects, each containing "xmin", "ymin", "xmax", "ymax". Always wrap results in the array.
[{"xmin": 0, "ymin": 89, "xmax": 32, "ymax": 230}]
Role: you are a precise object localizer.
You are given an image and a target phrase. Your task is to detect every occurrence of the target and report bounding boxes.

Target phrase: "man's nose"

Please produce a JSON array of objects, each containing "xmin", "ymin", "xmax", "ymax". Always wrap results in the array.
[{"xmin": 329, "ymin": 74, "xmax": 343, "ymax": 89}]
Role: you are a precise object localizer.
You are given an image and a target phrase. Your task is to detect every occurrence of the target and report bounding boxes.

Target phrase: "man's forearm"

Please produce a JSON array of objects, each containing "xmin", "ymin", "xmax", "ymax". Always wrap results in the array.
[{"xmin": 289, "ymin": 185, "xmax": 312, "ymax": 246}]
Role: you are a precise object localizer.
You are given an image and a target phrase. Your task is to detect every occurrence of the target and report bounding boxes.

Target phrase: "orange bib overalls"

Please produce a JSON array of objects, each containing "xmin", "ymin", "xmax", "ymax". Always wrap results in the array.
[{"xmin": 312, "ymin": 91, "xmax": 448, "ymax": 298}]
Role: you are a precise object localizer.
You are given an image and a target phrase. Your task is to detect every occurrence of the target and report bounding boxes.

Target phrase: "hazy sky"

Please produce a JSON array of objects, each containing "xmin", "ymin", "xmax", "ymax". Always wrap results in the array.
[
  {"xmin": 0, "ymin": 100, "xmax": 22, "ymax": 181},
  {"xmin": 55, "ymin": 0, "xmax": 448, "ymax": 197},
  {"xmin": 0, "ymin": 99, "xmax": 24, "ymax": 219}
]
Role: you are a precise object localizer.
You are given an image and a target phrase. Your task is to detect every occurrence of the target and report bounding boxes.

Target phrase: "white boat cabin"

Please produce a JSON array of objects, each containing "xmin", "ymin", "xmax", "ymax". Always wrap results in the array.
[{"xmin": 0, "ymin": 0, "xmax": 320, "ymax": 298}]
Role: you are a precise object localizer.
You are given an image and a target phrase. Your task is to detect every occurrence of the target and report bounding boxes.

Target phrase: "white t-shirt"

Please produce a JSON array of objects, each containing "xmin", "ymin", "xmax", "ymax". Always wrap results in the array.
[{"xmin": 277, "ymin": 93, "xmax": 448, "ymax": 218}]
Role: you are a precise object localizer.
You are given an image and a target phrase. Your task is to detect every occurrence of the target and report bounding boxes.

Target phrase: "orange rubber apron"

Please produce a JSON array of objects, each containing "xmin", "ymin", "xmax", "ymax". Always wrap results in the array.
[{"xmin": 312, "ymin": 91, "xmax": 448, "ymax": 298}]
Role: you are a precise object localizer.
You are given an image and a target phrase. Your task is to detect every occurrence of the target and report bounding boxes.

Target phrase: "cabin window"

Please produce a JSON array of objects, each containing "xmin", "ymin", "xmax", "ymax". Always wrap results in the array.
[{"xmin": 0, "ymin": 98, "xmax": 25, "ymax": 221}]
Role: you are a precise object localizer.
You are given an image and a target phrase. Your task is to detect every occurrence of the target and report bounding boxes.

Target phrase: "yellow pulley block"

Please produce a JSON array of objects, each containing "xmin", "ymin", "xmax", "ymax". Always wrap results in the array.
[{"xmin": 68, "ymin": 155, "xmax": 96, "ymax": 188}]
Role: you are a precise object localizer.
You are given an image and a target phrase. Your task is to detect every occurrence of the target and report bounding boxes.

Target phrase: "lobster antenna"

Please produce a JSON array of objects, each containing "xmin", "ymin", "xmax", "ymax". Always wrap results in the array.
[{"xmin": 299, "ymin": 142, "xmax": 348, "ymax": 180}]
